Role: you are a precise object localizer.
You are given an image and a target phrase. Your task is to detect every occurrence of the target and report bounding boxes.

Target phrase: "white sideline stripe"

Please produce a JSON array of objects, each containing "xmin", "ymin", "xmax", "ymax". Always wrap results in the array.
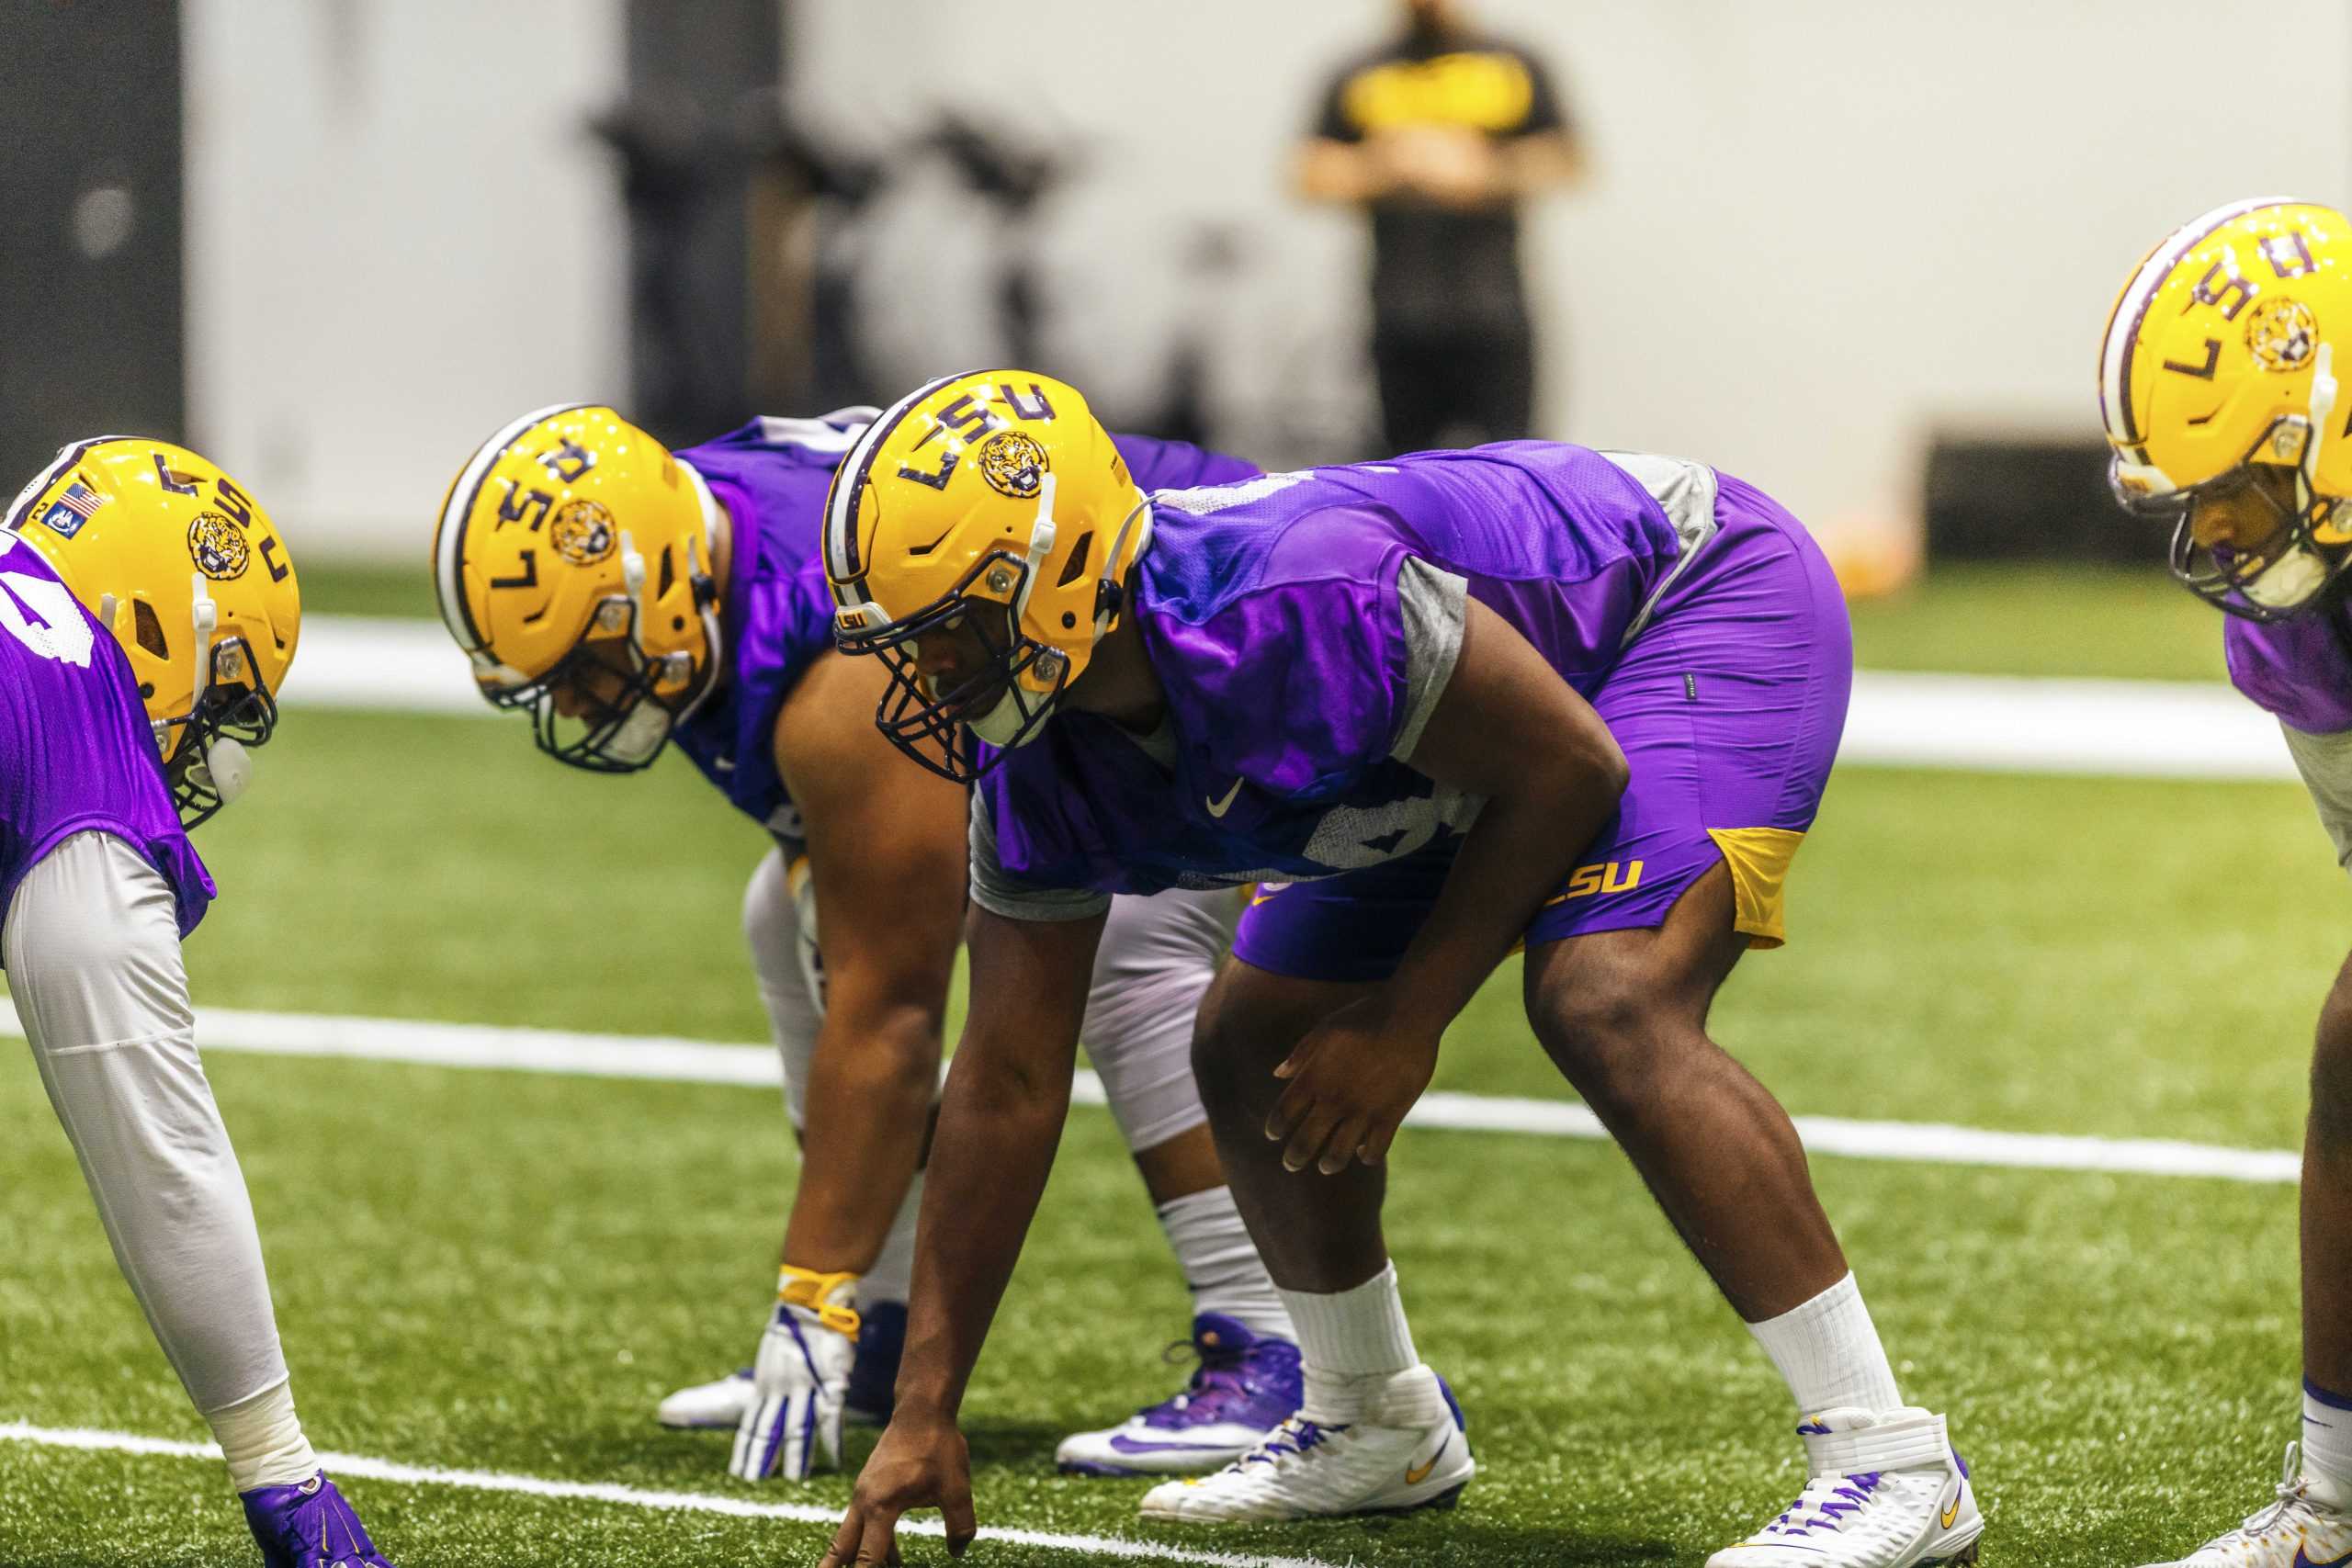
[
  {"xmin": 283, "ymin": 616, "xmax": 2301, "ymax": 780},
  {"xmin": 0, "ymin": 1004, "xmax": 2299, "ymax": 1186},
  {"xmin": 0, "ymin": 1422, "xmax": 1344, "ymax": 1568}
]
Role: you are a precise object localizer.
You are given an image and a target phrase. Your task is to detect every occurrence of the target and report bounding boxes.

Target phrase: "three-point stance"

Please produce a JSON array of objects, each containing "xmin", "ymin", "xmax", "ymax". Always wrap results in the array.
[
  {"xmin": 2102, "ymin": 197, "xmax": 2352, "ymax": 1568},
  {"xmin": 433, "ymin": 404, "xmax": 1300, "ymax": 1483},
  {"xmin": 817, "ymin": 369, "xmax": 1980, "ymax": 1567},
  {"xmin": 2, "ymin": 440, "xmax": 395, "ymax": 1564}
]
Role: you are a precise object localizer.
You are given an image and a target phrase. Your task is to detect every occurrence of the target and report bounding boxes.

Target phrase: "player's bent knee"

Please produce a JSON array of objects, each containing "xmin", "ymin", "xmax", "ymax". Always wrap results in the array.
[{"xmin": 1526, "ymin": 956, "xmax": 1673, "ymax": 1114}]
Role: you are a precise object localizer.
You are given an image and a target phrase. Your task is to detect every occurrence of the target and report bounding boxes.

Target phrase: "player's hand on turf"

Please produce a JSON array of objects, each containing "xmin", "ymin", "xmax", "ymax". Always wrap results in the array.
[
  {"xmin": 820, "ymin": 1410, "xmax": 977, "ymax": 1566},
  {"xmin": 731, "ymin": 1297, "xmax": 856, "ymax": 1482},
  {"xmin": 1268, "ymin": 995, "xmax": 1441, "ymax": 1175}
]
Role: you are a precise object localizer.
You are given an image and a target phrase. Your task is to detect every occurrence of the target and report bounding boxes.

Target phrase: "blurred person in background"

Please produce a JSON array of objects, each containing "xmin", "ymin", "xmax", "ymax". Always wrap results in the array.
[
  {"xmin": 2, "ymin": 441, "xmax": 396, "ymax": 1566},
  {"xmin": 1296, "ymin": 0, "xmax": 1584, "ymax": 456},
  {"xmin": 2102, "ymin": 197, "xmax": 2352, "ymax": 1568},
  {"xmin": 432, "ymin": 400, "xmax": 1302, "ymax": 1488}
]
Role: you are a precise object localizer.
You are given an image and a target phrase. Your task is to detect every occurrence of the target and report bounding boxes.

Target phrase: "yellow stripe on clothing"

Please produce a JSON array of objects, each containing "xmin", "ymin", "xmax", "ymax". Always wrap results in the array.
[{"xmin": 1706, "ymin": 827, "xmax": 1806, "ymax": 950}]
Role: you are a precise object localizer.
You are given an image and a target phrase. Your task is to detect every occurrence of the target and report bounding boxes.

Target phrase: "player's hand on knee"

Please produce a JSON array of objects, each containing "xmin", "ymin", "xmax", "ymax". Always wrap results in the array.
[
  {"xmin": 819, "ymin": 1411, "xmax": 977, "ymax": 1567},
  {"xmin": 1268, "ymin": 996, "xmax": 1441, "ymax": 1175},
  {"xmin": 732, "ymin": 1269, "xmax": 861, "ymax": 1482}
]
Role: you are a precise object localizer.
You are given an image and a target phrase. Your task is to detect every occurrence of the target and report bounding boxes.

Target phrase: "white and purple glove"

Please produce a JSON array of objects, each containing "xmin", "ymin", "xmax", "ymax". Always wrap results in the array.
[{"xmin": 729, "ymin": 1267, "xmax": 860, "ymax": 1483}]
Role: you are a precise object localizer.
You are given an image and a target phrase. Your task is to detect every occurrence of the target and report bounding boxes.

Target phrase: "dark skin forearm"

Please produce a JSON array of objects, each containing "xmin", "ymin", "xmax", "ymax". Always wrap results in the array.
[
  {"xmin": 890, "ymin": 1035, "xmax": 1075, "ymax": 1418},
  {"xmin": 825, "ymin": 905, "xmax": 1101, "ymax": 1566},
  {"xmin": 891, "ymin": 906, "xmax": 1101, "ymax": 1419},
  {"xmin": 1270, "ymin": 598, "xmax": 1628, "ymax": 1173},
  {"xmin": 784, "ymin": 997, "xmax": 942, "ymax": 1272},
  {"xmin": 1391, "ymin": 598, "xmax": 1627, "ymax": 1030}
]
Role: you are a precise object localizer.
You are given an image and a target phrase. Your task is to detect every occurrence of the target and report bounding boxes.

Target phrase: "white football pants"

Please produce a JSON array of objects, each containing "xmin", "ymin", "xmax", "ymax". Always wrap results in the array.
[
  {"xmin": 742, "ymin": 847, "xmax": 1233, "ymax": 1155},
  {"xmin": 5, "ymin": 830, "xmax": 289, "ymax": 1416}
]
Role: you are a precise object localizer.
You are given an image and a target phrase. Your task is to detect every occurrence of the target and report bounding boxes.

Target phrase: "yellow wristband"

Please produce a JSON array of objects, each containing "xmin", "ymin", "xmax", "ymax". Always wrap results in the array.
[{"xmin": 777, "ymin": 1265, "xmax": 863, "ymax": 1338}]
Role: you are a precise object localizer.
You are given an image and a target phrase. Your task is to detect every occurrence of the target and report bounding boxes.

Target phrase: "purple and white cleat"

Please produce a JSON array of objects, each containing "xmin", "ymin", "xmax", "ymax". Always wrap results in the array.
[
  {"xmin": 1056, "ymin": 1314, "xmax": 1303, "ymax": 1477},
  {"xmin": 240, "ymin": 1471, "xmax": 396, "ymax": 1568},
  {"xmin": 1707, "ymin": 1407, "xmax": 1982, "ymax": 1568}
]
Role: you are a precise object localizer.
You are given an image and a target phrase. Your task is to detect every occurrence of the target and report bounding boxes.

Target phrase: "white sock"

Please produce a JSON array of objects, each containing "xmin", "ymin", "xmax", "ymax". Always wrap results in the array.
[
  {"xmin": 857, "ymin": 1173, "xmax": 921, "ymax": 1308},
  {"xmin": 1156, "ymin": 1187, "xmax": 1295, "ymax": 1343},
  {"xmin": 1746, "ymin": 1271, "xmax": 1905, "ymax": 1416},
  {"xmin": 2304, "ymin": 1381, "xmax": 2352, "ymax": 1492},
  {"xmin": 1280, "ymin": 1261, "xmax": 1436, "ymax": 1424},
  {"xmin": 208, "ymin": 1379, "xmax": 319, "ymax": 1493}
]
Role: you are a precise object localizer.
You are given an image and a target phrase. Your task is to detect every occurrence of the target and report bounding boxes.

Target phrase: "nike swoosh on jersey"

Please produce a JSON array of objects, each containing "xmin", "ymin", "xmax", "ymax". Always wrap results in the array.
[
  {"xmin": 1204, "ymin": 778, "xmax": 1243, "ymax": 818},
  {"xmin": 1405, "ymin": 1434, "xmax": 1448, "ymax": 1486}
]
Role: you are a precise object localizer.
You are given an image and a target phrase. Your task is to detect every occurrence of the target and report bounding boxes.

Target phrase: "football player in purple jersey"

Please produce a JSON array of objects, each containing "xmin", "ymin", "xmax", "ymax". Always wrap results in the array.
[
  {"xmin": 2100, "ymin": 197, "xmax": 2352, "ymax": 1568},
  {"xmin": 817, "ymin": 370, "xmax": 1979, "ymax": 1568},
  {"xmin": 433, "ymin": 405, "xmax": 1303, "ymax": 1485},
  {"xmin": 2, "ymin": 439, "xmax": 395, "ymax": 1565}
]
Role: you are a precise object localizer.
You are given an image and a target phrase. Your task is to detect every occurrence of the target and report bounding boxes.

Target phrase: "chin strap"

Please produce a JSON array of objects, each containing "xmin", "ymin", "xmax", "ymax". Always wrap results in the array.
[{"xmin": 1096, "ymin": 489, "xmax": 1154, "ymax": 633}]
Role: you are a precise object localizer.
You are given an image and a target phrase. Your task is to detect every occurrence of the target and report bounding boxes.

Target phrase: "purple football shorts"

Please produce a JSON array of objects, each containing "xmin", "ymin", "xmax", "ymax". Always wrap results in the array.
[{"xmin": 1233, "ymin": 473, "xmax": 1852, "ymax": 984}]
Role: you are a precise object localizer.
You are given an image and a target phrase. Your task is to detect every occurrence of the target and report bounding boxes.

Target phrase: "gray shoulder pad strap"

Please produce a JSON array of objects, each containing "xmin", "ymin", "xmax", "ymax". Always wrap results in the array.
[{"xmin": 1600, "ymin": 450, "xmax": 1721, "ymax": 649}]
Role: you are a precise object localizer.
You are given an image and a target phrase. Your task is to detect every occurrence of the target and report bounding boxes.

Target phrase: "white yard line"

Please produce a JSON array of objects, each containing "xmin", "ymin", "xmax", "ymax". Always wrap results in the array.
[
  {"xmin": 0, "ymin": 1421, "xmax": 1347, "ymax": 1568},
  {"xmin": 0, "ymin": 1004, "xmax": 2297, "ymax": 1186},
  {"xmin": 285, "ymin": 615, "xmax": 2301, "ymax": 781}
]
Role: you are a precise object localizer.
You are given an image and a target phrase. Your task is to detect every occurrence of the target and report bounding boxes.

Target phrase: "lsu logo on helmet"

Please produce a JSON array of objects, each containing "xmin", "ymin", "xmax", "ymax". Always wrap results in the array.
[
  {"xmin": 821, "ymin": 370, "xmax": 1149, "ymax": 781},
  {"xmin": 2099, "ymin": 197, "xmax": 2352, "ymax": 618},
  {"xmin": 5, "ymin": 437, "xmax": 299, "ymax": 826},
  {"xmin": 433, "ymin": 404, "xmax": 725, "ymax": 772}
]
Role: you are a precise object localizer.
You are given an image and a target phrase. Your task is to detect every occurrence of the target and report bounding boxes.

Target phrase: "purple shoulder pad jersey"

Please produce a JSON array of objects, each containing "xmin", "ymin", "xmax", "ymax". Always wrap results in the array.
[
  {"xmin": 976, "ymin": 443, "xmax": 1854, "ymax": 984},
  {"xmin": 671, "ymin": 412, "xmax": 1258, "ymax": 839},
  {"xmin": 2226, "ymin": 612, "xmax": 2352, "ymax": 735},
  {"xmin": 0, "ymin": 532, "xmax": 212, "ymax": 941}
]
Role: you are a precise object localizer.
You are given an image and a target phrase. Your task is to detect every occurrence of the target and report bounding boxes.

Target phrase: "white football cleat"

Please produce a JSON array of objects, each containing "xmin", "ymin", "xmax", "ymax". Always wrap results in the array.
[
  {"xmin": 2136, "ymin": 1442, "xmax": 2352, "ymax": 1567},
  {"xmin": 657, "ymin": 1368, "xmax": 755, "ymax": 1431},
  {"xmin": 1137, "ymin": 1364, "xmax": 1472, "ymax": 1524},
  {"xmin": 1709, "ymin": 1406, "xmax": 1981, "ymax": 1568}
]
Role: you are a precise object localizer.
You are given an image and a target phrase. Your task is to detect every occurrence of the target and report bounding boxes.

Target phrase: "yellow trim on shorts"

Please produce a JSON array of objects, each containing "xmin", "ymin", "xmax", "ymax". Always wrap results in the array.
[{"xmin": 1706, "ymin": 827, "xmax": 1806, "ymax": 950}]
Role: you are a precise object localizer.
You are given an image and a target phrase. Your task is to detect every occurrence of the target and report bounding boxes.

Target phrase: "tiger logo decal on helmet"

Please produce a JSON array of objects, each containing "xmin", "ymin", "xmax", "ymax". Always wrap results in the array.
[
  {"xmin": 5, "ymin": 437, "xmax": 300, "ymax": 827},
  {"xmin": 821, "ymin": 370, "xmax": 1150, "ymax": 782},
  {"xmin": 433, "ymin": 404, "xmax": 726, "ymax": 773},
  {"xmin": 2100, "ymin": 197, "xmax": 2352, "ymax": 619}
]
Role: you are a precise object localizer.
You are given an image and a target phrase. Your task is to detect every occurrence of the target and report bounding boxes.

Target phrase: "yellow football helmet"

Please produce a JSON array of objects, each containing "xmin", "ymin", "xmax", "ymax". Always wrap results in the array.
[
  {"xmin": 4, "ymin": 436, "xmax": 298, "ymax": 827},
  {"xmin": 2100, "ymin": 197, "xmax": 2352, "ymax": 619},
  {"xmin": 433, "ymin": 403, "xmax": 726, "ymax": 771},
  {"xmin": 823, "ymin": 369, "xmax": 1148, "ymax": 780}
]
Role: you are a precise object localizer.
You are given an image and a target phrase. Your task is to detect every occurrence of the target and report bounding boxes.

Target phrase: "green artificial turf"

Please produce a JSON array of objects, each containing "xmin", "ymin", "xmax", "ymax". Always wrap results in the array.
[
  {"xmin": 0, "ymin": 553, "xmax": 2327, "ymax": 1565},
  {"xmin": 1845, "ymin": 562, "xmax": 2226, "ymax": 683},
  {"xmin": 306, "ymin": 556, "xmax": 2233, "ymax": 686}
]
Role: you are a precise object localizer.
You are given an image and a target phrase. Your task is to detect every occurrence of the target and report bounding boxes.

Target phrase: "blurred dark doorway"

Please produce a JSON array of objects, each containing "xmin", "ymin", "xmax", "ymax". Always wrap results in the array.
[
  {"xmin": 601, "ymin": 0, "xmax": 783, "ymax": 445},
  {"xmin": 0, "ymin": 0, "xmax": 185, "ymax": 487}
]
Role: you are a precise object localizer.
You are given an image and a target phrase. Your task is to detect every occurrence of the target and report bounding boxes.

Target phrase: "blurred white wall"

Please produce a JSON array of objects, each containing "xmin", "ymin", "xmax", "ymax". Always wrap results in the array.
[
  {"xmin": 790, "ymin": 0, "xmax": 2352, "ymax": 546},
  {"xmin": 184, "ymin": 0, "xmax": 625, "ymax": 560}
]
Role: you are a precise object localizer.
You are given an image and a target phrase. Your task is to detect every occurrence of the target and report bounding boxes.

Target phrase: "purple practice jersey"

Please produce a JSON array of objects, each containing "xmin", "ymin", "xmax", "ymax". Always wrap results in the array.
[
  {"xmin": 977, "ymin": 444, "xmax": 1714, "ymax": 897},
  {"xmin": 2225, "ymin": 610, "xmax": 2352, "ymax": 735},
  {"xmin": 0, "ymin": 532, "xmax": 212, "ymax": 939},
  {"xmin": 671, "ymin": 412, "xmax": 1260, "ymax": 838}
]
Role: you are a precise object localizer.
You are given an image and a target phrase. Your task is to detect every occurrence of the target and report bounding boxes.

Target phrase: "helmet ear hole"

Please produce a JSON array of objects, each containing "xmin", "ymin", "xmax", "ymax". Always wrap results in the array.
[
  {"xmin": 131, "ymin": 598, "xmax": 169, "ymax": 660},
  {"xmin": 1054, "ymin": 532, "xmax": 1093, "ymax": 588}
]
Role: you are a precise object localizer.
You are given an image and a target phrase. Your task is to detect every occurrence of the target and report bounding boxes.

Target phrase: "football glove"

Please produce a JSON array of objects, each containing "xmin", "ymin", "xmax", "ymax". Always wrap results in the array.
[{"xmin": 729, "ymin": 1265, "xmax": 861, "ymax": 1483}]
